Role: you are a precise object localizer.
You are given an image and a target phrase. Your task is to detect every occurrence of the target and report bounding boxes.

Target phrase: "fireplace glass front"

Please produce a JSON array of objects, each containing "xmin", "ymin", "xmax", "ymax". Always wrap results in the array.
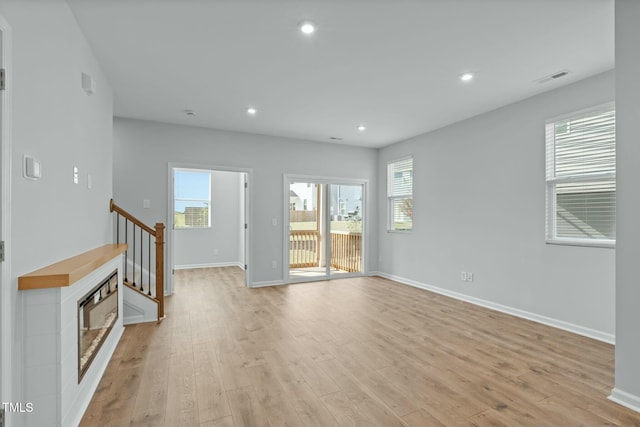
[{"xmin": 78, "ymin": 270, "xmax": 118, "ymax": 382}]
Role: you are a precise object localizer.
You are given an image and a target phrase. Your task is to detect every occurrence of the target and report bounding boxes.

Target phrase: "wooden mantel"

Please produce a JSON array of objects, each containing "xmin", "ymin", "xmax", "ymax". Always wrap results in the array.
[{"xmin": 18, "ymin": 244, "xmax": 127, "ymax": 290}]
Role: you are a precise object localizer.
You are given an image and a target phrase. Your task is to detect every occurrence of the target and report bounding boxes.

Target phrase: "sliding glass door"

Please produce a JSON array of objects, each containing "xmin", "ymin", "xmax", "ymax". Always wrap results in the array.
[
  {"xmin": 329, "ymin": 184, "xmax": 363, "ymax": 277},
  {"xmin": 287, "ymin": 178, "xmax": 365, "ymax": 281}
]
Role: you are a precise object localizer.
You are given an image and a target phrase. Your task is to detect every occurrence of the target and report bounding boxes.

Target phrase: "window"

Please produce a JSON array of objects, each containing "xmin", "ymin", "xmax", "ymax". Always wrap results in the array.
[
  {"xmin": 545, "ymin": 104, "xmax": 615, "ymax": 246},
  {"xmin": 174, "ymin": 169, "xmax": 211, "ymax": 228},
  {"xmin": 388, "ymin": 157, "xmax": 413, "ymax": 231}
]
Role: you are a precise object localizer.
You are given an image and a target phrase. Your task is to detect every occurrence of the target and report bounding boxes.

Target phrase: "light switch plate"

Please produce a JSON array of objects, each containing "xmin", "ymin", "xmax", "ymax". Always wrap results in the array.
[{"xmin": 23, "ymin": 155, "xmax": 41, "ymax": 180}]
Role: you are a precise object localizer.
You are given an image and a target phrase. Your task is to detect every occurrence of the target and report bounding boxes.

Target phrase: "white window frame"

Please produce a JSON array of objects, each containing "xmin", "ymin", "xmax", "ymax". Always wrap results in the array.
[
  {"xmin": 545, "ymin": 103, "xmax": 615, "ymax": 248},
  {"xmin": 174, "ymin": 168, "xmax": 212, "ymax": 229},
  {"xmin": 387, "ymin": 156, "xmax": 413, "ymax": 232}
]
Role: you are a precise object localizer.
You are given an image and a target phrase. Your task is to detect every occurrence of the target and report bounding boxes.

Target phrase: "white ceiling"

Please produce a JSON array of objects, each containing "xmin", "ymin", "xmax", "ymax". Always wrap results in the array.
[{"xmin": 67, "ymin": 0, "xmax": 614, "ymax": 148}]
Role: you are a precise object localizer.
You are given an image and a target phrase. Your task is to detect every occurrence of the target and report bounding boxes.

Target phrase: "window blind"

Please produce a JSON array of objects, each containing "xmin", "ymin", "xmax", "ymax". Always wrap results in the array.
[{"xmin": 546, "ymin": 105, "xmax": 615, "ymax": 244}]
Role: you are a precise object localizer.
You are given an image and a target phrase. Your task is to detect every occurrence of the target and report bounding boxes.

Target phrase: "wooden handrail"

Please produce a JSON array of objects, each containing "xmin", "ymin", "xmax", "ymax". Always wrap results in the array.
[
  {"xmin": 110, "ymin": 199, "xmax": 155, "ymax": 235},
  {"xmin": 290, "ymin": 229, "xmax": 319, "ymax": 236}
]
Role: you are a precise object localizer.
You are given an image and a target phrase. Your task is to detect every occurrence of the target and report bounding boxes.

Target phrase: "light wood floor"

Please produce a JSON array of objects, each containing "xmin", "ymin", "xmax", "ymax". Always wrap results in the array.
[{"xmin": 80, "ymin": 267, "xmax": 640, "ymax": 427}]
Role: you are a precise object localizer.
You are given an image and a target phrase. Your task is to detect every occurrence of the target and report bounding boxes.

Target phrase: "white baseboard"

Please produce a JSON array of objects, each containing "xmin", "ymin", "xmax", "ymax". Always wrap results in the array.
[
  {"xmin": 371, "ymin": 271, "xmax": 615, "ymax": 344},
  {"xmin": 174, "ymin": 262, "xmax": 243, "ymax": 270},
  {"xmin": 609, "ymin": 388, "xmax": 640, "ymax": 413},
  {"xmin": 250, "ymin": 280, "xmax": 285, "ymax": 288},
  {"xmin": 123, "ymin": 313, "xmax": 144, "ymax": 325}
]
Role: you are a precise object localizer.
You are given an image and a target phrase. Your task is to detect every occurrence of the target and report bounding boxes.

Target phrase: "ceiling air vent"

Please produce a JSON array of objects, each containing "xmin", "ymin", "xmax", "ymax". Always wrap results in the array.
[{"xmin": 534, "ymin": 70, "xmax": 570, "ymax": 84}]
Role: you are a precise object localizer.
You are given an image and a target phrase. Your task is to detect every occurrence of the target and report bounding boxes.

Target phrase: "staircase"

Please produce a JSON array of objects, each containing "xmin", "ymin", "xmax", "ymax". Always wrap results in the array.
[{"xmin": 110, "ymin": 199, "xmax": 166, "ymax": 324}]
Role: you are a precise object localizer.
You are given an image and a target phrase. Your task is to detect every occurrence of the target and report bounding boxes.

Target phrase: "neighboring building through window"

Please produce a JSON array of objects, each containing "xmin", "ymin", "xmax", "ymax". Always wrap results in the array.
[
  {"xmin": 174, "ymin": 169, "xmax": 211, "ymax": 228},
  {"xmin": 545, "ymin": 104, "xmax": 615, "ymax": 246},
  {"xmin": 388, "ymin": 157, "xmax": 413, "ymax": 231}
]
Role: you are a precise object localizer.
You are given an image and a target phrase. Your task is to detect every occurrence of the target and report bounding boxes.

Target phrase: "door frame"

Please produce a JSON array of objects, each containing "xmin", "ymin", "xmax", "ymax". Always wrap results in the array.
[
  {"xmin": 283, "ymin": 174, "xmax": 368, "ymax": 284},
  {"xmin": 167, "ymin": 162, "xmax": 252, "ymax": 293},
  {"xmin": 0, "ymin": 12, "xmax": 12, "ymax": 408}
]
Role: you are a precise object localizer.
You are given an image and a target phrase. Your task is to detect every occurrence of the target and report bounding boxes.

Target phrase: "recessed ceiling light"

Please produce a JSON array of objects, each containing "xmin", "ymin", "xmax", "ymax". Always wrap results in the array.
[
  {"xmin": 357, "ymin": 125, "xmax": 366, "ymax": 132},
  {"xmin": 460, "ymin": 72, "xmax": 474, "ymax": 82},
  {"xmin": 299, "ymin": 21, "xmax": 316, "ymax": 35},
  {"xmin": 246, "ymin": 107, "xmax": 257, "ymax": 115}
]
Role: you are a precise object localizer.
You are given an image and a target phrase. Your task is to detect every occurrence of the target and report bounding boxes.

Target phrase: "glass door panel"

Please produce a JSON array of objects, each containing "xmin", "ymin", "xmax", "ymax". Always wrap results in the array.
[
  {"xmin": 329, "ymin": 184, "xmax": 363, "ymax": 277},
  {"xmin": 289, "ymin": 182, "xmax": 327, "ymax": 279}
]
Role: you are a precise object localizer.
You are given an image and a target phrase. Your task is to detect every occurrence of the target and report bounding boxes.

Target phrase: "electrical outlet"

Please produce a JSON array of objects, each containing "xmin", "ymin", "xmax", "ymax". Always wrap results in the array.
[
  {"xmin": 461, "ymin": 272, "xmax": 467, "ymax": 281},
  {"xmin": 272, "ymin": 260, "xmax": 277, "ymax": 269},
  {"xmin": 467, "ymin": 273, "xmax": 474, "ymax": 282}
]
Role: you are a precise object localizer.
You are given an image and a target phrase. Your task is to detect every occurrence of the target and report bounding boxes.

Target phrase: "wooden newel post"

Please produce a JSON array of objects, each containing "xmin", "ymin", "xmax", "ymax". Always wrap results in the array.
[{"xmin": 154, "ymin": 222, "xmax": 165, "ymax": 320}]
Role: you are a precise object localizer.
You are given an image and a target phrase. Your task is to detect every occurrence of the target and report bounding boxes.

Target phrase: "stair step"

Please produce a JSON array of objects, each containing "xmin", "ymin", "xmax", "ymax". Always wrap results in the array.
[{"xmin": 123, "ymin": 279, "xmax": 159, "ymax": 303}]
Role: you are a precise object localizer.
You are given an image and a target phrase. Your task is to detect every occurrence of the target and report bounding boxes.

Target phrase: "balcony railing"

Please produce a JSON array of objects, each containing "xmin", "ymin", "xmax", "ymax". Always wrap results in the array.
[
  {"xmin": 330, "ymin": 231, "xmax": 362, "ymax": 273},
  {"xmin": 290, "ymin": 230, "xmax": 319, "ymax": 268},
  {"xmin": 289, "ymin": 230, "xmax": 362, "ymax": 273}
]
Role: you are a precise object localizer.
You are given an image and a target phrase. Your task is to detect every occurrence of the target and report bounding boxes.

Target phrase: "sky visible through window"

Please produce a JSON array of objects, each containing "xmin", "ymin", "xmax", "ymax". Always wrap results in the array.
[{"xmin": 174, "ymin": 170, "xmax": 210, "ymax": 213}]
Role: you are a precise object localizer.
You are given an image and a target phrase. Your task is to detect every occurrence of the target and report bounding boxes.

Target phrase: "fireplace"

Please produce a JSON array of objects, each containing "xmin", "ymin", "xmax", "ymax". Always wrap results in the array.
[{"xmin": 77, "ymin": 270, "xmax": 119, "ymax": 382}]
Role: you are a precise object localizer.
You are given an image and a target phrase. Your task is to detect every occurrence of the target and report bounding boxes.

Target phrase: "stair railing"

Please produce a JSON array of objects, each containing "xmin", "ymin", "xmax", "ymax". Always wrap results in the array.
[{"xmin": 109, "ymin": 199, "xmax": 165, "ymax": 320}]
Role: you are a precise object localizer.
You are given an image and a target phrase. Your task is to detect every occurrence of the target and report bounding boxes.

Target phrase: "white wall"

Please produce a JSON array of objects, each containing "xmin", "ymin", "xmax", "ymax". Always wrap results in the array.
[
  {"xmin": 612, "ymin": 0, "xmax": 640, "ymax": 411},
  {"xmin": 378, "ymin": 70, "xmax": 616, "ymax": 341},
  {"xmin": 113, "ymin": 117, "xmax": 378, "ymax": 286},
  {"xmin": 0, "ymin": 0, "xmax": 113, "ymax": 425},
  {"xmin": 174, "ymin": 170, "xmax": 243, "ymax": 269}
]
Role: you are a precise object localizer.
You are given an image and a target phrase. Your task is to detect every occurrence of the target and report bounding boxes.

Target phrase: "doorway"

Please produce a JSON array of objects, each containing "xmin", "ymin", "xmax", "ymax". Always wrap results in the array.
[
  {"xmin": 286, "ymin": 176, "xmax": 366, "ymax": 282},
  {"xmin": 167, "ymin": 164, "xmax": 251, "ymax": 293}
]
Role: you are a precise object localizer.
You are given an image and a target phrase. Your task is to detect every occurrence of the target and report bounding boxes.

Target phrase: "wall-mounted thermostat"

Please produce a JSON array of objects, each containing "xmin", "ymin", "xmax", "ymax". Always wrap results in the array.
[{"xmin": 23, "ymin": 155, "xmax": 41, "ymax": 180}]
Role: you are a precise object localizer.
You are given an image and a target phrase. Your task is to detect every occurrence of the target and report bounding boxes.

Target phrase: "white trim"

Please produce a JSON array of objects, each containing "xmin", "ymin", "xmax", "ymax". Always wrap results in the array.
[
  {"xmin": 609, "ymin": 388, "xmax": 640, "ymax": 414},
  {"xmin": 168, "ymin": 163, "xmax": 253, "ymax": 293},
  {"xmin": 250, "ymin": 279, "xmax": 285, "ymax": 288},
  {"xmin": 545, "ymin": 238, "xmax": 615, "ymax": 249},
  {"xmin": 546, "ymin": 171, "xmax": 615, "ymax": 184},
  {"xmin": 372, "ymin": 271, "xmax": 615, "ymax": 344},
  {"xmin": 0, "ymin": 13, "xmax": 13, "ymax": 410},
  {"xmin": 174, "ymin": 262, "xmax": 244, "ymax": 270}
]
